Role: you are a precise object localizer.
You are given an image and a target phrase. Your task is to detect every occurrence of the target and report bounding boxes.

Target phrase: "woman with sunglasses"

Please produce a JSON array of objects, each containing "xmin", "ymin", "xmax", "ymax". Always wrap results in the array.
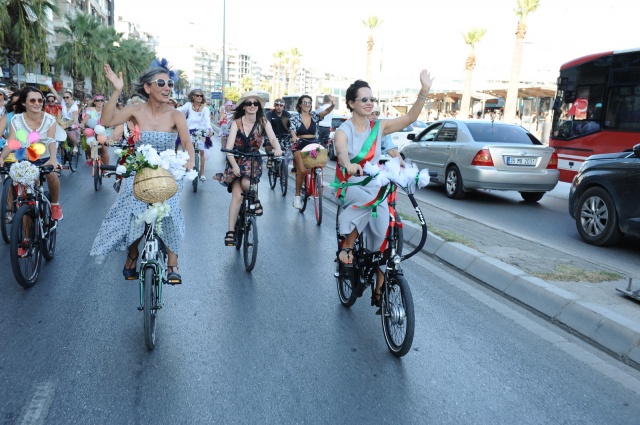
[
  {"xmin": 0, "ymin": 87, "xmax": 64, "ymax": 220},
  {"xmin": 80, "ymin": 94, "xmax": 113, "ymax": 166},
  {"xmin": 89, "ymin": 63, "xmax": 195, "ymax": 285},
  {"xmin": 0, "ymin": 92, "xmax": 19, "ymax": 138},
  {"xmin": 176, "ymin": 89, "xmax": 212, "ymax": 182},
  {"xmin": 289, "ymin": 94, "xmax": 335, "ymax": 209},
  {"xmin": 334, "ymin": 70, "xmax": 432, "ymax": 305},
  {"xmin": 57, "ymin": 91, "xmax": 80, "ymax": 153},
  {"xmin": 217, "ymin": 91, "xmax": 282, "ymax": 246}
]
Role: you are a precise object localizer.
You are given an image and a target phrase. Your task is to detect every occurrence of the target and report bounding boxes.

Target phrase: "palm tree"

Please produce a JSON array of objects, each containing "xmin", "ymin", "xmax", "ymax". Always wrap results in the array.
[
  {"xmin": 287, "ymin": 48, "xmax": 302, "ymax": 95},
  {"xmin": 1, "ymin": 0, "xmax": 58, "ymax": 72},
  {"xmin": 362, "ymin": 16, "xmax": 383, "ymax": 83},
  {"xmin": 111, "ymin": 38, "xmax": 155, "ymax": 98},
  {"xmin": 271, "ymin": 50, "xmax": 286, "ymax": 99},
  {"xmin": 55, "ymin": 13, "xmax": 102, "ymax": 97},
  {"xmin": 240, "ymin": 76, "xmax": 253, "ymax": 93},
  {"xmin": 174, "ymin": 70, "xmax": 190, "ymax": 100},
  {"xmin": 503, "ymin": 0, "xmax": 540, "ymax": 123},
  {"xmin": 459, "ymin": 28, "xmax": 487, "ymax": 119}
]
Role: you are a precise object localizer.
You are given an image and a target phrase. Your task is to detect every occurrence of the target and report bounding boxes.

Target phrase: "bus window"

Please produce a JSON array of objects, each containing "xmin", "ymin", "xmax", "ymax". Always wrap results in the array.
[
  {"xmin": 553, "ymin": 85, "xmax": 604, "ymax": 139},
  {"xmin": 604, "ymin": 86, "xmax": 640, "ymax": 131}
]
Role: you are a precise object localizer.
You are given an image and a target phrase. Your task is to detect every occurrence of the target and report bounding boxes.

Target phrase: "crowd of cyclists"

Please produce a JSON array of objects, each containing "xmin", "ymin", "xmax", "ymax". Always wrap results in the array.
[{"xmin": 0, "ymin": 61, "xmax": 432, "ymax": 290}]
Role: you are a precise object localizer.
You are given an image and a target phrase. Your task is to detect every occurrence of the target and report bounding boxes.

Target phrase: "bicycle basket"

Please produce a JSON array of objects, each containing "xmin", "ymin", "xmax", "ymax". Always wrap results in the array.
[
  {"xmin": 133, "ymin": 167, "xmax": 178, "ymax": 204},
  {"xmin": 301, "ymin": 144, "xmax": 327, "ymax": 169}
]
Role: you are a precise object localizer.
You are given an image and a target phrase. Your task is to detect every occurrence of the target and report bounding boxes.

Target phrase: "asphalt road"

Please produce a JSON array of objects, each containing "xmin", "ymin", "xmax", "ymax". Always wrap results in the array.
[{"xmin": 1, "ymin": 161, "xmax": 640, "ymax": 424}]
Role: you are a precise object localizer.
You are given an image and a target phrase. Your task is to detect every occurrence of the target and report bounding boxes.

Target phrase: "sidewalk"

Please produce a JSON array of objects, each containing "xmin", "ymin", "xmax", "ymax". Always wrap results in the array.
[{"xmin": 317, "ymin": 164, "xmax": 640, "ymax": 369}]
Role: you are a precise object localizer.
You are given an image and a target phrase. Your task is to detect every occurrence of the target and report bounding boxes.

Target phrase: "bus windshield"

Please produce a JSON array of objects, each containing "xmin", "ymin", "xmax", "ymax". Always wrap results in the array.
[{"xmin": 550, "ymin": 48, "xmax": 640, "ymax": 182}]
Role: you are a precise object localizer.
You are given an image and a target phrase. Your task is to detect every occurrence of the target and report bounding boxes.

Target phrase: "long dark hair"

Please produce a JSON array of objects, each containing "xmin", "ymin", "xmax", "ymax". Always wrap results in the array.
[
  {"xmin": 295, "ymin": 95, "xmax": 313, "ymax": 113},
  {"xmin": 15, "ymin": 87, "xmax": 44, "ymax": 114},
  {"xmin": 345, "ymin": 80, "xmax": 371, "ymax": 112},
  {"xmin": 233, "ymin": 101, "xmax": 266, "ymax": 135}
]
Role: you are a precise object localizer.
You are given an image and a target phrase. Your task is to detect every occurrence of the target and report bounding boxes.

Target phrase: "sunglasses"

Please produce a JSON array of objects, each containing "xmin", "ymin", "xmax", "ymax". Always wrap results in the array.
[
  {"xmin": 47, "ymin": 98, "xmax": 56, "ymax": 102},
  {"xmin": 93, "ymin": 99, "xmax": 104, "ymax": 102},
  {"xmin": 150, "ymin": 78, "xmax": 175, "ymax": 88},
  {"xmin": 244, "ymin": 101, "xmax": 260, "ymax": 107},
  {"xmin": 357, "ymin": 97, "xmax": 377, "ymax": 103},
  {"xmin": 301, "ymin": 101, "xmax": 313, "ymax": 106},
  {"xmin": 193, "ymin": 94, "xmax": 203, "ymax": 98},
  {"xmin": 274, "ymin": 103, "xmax": 284, "ymax": 107},
  {"xmin": 371, "ymin": 111, "xmax": 380, "ymax": 115},
  {"xmin": 63, "ymin": 96, "xmax": 71, "ymax": 99},
  {"xmin": 28, "ymin": 98, "xmax": 44, "ymax": 104}
]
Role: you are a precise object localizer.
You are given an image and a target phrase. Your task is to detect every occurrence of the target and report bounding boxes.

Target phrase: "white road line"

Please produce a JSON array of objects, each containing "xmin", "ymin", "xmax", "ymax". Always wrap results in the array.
[{"xmin": 19, "ymin": 381, "xmax": 56, "ymax": 425}]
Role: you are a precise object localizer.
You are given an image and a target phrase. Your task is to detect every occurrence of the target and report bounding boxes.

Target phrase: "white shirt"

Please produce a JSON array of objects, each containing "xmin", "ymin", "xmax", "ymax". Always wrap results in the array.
[
  {"xmin": 61, "ymin": 101, "xmax": 78, "ymax": 122},
  {"xmin": 316, "ymin": 103, "xmax": 333, "ymax": 127},
  {"xmin": 178, "ymin": 102, "xmax": 212, "ymax": 132}
]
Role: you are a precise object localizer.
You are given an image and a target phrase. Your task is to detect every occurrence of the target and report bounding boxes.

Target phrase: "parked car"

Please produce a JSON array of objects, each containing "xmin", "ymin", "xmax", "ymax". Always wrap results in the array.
[
  {"xmin": 399, "ymin": 119, "xmax": 559, "ymax": 201},
  {"xmin": 568, "ymin": 144, "xmax": 640, "ymax": 246},
  {"xmin": 327, "ymin": 114, "xmax": 350, "ymax": 160}
]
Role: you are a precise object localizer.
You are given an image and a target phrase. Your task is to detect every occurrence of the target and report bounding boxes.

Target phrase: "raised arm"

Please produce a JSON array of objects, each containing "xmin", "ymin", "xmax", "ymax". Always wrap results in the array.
[
  {"xmin": 380, "ymin": 69, "xmax": 433, "ymax": 136},
  {"xmin": 101, "ymin": 64, "xmax": 134, "ymax": 127},
  {"xmin": 318, "ymin": 95, "xmax": 335, "ymax": 119}
]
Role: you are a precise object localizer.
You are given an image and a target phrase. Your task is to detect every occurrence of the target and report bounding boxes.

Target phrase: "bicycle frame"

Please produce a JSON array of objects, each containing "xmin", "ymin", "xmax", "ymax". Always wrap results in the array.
[
  {"xmin": 138, "ymin": 221, "xmax": 166, "ymax": 309},
  {"xmin": 14, "ymin": 169, "xmax": 58, "ymax": 241}
]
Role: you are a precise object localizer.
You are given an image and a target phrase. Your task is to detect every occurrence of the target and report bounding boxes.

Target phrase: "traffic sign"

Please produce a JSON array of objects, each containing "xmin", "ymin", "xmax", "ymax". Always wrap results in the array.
[{"xmin": 211, "ymin": 91, "xmax": 222, "ymax": 99}]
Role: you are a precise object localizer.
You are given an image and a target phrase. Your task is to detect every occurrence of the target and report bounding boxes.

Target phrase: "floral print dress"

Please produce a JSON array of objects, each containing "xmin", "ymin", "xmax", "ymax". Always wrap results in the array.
[{"xmin": 215, "ymin": 118, "xmax": 264, "ymax": 192}]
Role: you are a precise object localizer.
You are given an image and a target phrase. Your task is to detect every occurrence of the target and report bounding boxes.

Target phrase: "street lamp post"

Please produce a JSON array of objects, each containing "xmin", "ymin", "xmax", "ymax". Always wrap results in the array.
[{"xmin": 221, "ymin": 0, "xmax": 226, "ymax": 102}]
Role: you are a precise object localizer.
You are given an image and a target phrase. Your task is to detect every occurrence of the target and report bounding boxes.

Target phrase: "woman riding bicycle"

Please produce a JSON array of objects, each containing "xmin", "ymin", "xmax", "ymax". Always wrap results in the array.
[
  {"xmin": 217, "ymin": 91, "xmax": 282, "ymax": 246},
  {"xmin": 334, "ymin": 70, "xmax": 433, "ymax": 303},
  {"xmin": 89, "ymin": 61, "xmax": 195, "ymax": 285},
  {"xmin": 289, "ymin": 94, "xmax": 334, "ymax": 209},
  {"xmin": 80, "ymin": 94, "xmax": 112, "ymax": 167},
  {"xmin": 176, "ymin": 88, "xmax": 213, "ymax": 182},
  {"xmin": 0, "ymin": 87, "xmax": 63, "ymax": 220}
]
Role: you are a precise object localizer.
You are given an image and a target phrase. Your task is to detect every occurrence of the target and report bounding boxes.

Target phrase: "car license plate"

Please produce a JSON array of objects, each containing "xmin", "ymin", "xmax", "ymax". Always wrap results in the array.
[{"xmin": 506, "ymin": 156, "xmax": 536, "ymax": 166}]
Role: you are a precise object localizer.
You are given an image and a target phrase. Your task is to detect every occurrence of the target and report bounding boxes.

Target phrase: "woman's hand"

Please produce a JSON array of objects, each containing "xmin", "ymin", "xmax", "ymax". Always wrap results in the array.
[
  {"xmin": 104, "ymin": 64, "xmax": 124, "ymax": 92},
  {"xmin": 43, "ymin": 156, "xmax": 61, "ymax": 170},
  {"xmin": 273, "ymin": 148, "xmax": 282, "ymax": 157},
  {"xmin": 420, "ymin": 69, "xmax": 434, "ymax": 91},
  {"xmin": 346, "ymin": 163, "xmax": 362, "ymax": 176}
]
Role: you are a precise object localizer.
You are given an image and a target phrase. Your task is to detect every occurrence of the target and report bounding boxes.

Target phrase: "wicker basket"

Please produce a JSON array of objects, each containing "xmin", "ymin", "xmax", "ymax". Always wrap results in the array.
[
  {"xmin": 133, "ymin": 167, "xmax": 178, "ymax": 204},
  {"xmin": 301, "ymin": 148, "xmax": 328, "ymax": 169}
]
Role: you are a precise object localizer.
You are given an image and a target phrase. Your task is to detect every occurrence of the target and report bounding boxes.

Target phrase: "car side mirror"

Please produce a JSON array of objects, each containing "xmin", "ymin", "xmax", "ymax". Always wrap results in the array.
[
  {"xmin": 634, "ymin": 143, "xmax": 640, "ymax": 158},
  {"xmin": 407, "ymin": 133, "xmax": 416, "ymax": 141}
]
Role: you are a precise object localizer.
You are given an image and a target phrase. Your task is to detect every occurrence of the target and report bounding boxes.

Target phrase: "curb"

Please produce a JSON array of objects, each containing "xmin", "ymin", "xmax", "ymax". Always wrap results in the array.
[{"xmin": 316, "ymin": 172, "xmax": 640, "ymax": 368}]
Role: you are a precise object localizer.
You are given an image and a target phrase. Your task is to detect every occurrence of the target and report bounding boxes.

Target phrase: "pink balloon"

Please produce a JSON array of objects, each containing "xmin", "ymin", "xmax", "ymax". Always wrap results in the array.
[
  {"xmin": 96, "ymin": 134, "xmax": 107, "ymax": 143},
  {"xmin": 27, "ymin": 131, "xmax": 40, "ymax": 144},
  {"xmin": 84, "ymin": 128, "xmax": 95, "ymax": 137},
  {"xmin": 7, "ymin": 139, "xmax": 22, "ymax": 150}
]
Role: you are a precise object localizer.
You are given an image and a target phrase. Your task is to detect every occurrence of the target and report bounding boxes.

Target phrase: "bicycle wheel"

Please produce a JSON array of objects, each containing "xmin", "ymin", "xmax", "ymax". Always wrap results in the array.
[
  {"xmin": 9, "ymin": 205, "xmax": 42, "ymax": 288},
  {"xmin": 41, "ymin": 193, "xmax": 56, "ymax": 261},
  {"xmin": 57, "ymin": 144, "xmax": 67, "ymax": 169},
  {"xmin": 234, "ymin": 210, "xmax": 243, "ymax": 251},
  {"xmin": 243, "ymin": 215, "xmax": 258, "ymax": 272},
  {"xmin": 192, "ymin": 154, "xmax": 200, "ymax": 192},
  {"xmin": 336, "ymin": 262, "xmax": 359, "ymax": 307},
  {"xmin": 279, "ymin": 160, "xmax": 288, "ymax": 196},
  {"xmin": 1, "ymin": 178, "xmax": 16, "ymax": 243},
  {"xmin": 268, "ymin": 163, "xmax": 277, "ymax": 189},
  {"xmin": 70, "ymin": 149, "xmax": 79, "ymax": 172},
  {"xmin": 299, "ymin": 184, "xmax": 308, "ymax": 213},
  {"xmin": 381, "ymin": 274, "xmax": 415, "ymax": 357},
  {"xmin": 143, "ymin": 265, "xmax": 158, "ymax": 350},
  {"xmin": 314, "ymin": 168, "xmax": 323, "ymax": 225},
  {"xmin": 93, "ymin": 161, "xmax": 101, "ymax": 191}
]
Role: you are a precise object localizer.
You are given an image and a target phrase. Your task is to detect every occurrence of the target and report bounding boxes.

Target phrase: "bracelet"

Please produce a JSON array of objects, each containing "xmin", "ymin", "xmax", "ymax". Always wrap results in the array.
[{"xmin": 226, "ymin": 153, "xmax": 234, "ymax": 156}]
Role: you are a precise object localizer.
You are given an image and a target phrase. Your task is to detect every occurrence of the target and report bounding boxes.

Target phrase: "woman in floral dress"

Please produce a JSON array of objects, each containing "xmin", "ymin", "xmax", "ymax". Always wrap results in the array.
[
  {"xmin": 89, "ymin": 62, "xmax": 195, "ymax": 285},
  {"xmin": 218, "ymin": 91, "xmax": 282, "ymax": 246}
]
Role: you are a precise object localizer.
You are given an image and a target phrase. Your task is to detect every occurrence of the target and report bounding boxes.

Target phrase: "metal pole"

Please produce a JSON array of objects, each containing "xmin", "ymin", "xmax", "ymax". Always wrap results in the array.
[{"xmin": 221, "ymin": 0, "xmax": 226, "ymax": 102}]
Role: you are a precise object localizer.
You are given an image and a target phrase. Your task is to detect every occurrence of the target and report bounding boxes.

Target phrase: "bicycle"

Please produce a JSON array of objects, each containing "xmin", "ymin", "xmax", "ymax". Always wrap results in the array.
[
  {"xmin": 56, "ymin": 135, "xmax": 79, "ymax": 172},
  {"xmin": 334, "ymin": 170, "xmax": 432, "ymax": 357},
  {"xmin": 222, "ymin": 148, "xmax": 273, "ymax": 272},
  {"xmin": 192, "ymin": 144, "xmax": 200, "ymax": 193},
  {"xmin": 1, "ymin": 162, "xmax": 19, "ymax": 243},
  {"xmin": 267, "ymin": 143, "xmax": 292, "ymax": 197},
  {"xmin": 8, "ymin": 165, "xmax": 59, "ymax": 288},
  {"xmin": 299, "ymin": 160, "xmax": 324, "ymax": 225},
  {"xmin": 89, "ymin": 141, "xmax": 117, "ymax": 191}
]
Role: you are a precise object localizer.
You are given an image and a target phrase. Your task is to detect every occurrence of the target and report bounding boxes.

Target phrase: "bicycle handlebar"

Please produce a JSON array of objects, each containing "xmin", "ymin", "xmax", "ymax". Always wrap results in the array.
[{"xmin": 221, "ymin": 148, "xmax": 277, "ymax": 158}]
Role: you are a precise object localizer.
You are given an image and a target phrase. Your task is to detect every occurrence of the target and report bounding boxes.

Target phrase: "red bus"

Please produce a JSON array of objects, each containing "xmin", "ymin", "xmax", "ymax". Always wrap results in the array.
[{"xmin": 550, "ymin": 48, "xmax": 640, "ymax": 182}]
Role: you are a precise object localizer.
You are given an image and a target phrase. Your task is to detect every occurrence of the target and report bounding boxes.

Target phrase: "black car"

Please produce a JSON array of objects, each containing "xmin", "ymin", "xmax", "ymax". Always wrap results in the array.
[{"xmin": 568, "ymin": 144, "xmax": 640, "ymax": 246}]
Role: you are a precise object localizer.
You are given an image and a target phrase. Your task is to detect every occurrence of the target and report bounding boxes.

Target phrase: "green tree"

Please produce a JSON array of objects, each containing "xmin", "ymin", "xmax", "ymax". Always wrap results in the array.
[
  {"xmin": 287, "ymin": 48, "xmax": 302, "ymax": 95},
  {"xmin": 240, "ymin": 75, "xmax": 253, "ymax": 93},
  {"xmin": 225, "ymin": 86, "xmax": 242, "ymax": 104},
  {"xmin": 0, "ymin": 0, "xmax": 58, "ymax": 72},
  {"xmin": 459, "ymin": 28, "xmax": 487, "ymax": 118},
  {"xmin": 174, "ymin": 70, "xmax": 190, "ymax": 100},
  {"xmin": 362, "ymin": 16, "xmax": 383, "ymax": 83},
  {"xmin": 271, "ymin": 50, "xmax": 286, "ymax": 99},
  {"xmin": 110, "ymin": 38, "xmax": 155, "ymax": 98},
  {"xmin": 503, "ymin": 0, "xmax": 540, "ymax": 123}
]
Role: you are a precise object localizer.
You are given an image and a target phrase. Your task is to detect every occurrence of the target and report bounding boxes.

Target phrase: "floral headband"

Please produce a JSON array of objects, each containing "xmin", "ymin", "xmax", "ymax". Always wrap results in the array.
[{"xmin": 151, "ymin": 58, "xmax": 177, "ymax": 83}]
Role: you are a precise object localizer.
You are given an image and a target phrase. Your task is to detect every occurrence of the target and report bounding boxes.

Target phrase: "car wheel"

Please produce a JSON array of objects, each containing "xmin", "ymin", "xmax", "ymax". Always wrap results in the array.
[
  {"xmin": 520, "ymin": 192, "xmax": 544, "ymax": 202},
  {"xmin": 328, "ymin": 142, "xmax": 337, "ymax": 161},
  {"xmin": 445, "ymin": 165, "xmax": 465, "ymax": 199},
  {"xmin": 575, "ymin": 186, "xmax": 623, "ymax": 246}
]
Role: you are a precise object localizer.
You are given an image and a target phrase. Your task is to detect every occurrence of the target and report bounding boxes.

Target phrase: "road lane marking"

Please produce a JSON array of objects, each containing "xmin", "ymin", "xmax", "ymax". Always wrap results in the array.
[{"xmin": 19, "ymin": 381, "xmax": 56, "ymax": 425}]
